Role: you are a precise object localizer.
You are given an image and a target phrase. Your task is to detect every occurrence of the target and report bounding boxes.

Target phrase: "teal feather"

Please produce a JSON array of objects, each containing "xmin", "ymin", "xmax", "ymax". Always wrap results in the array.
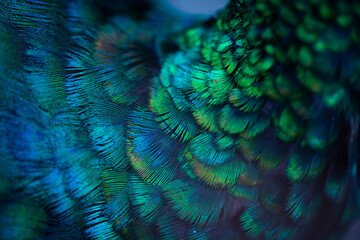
[{"xmin": 1, "ymin": 0, "xmax": 360, "ymax": 239}]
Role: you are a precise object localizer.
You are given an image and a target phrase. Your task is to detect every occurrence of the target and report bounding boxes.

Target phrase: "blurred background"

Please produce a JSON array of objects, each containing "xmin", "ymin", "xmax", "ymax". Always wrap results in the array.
[
  {"xmin": 70, "ymin": 0, "xmax": 230, "ymax": 25},
  {"xmin": 156, "ymin": 0, "xmax": 229, "ymax": 15}
]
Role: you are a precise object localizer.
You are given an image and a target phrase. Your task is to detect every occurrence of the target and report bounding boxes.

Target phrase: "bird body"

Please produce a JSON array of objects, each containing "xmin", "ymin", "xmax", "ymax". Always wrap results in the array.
[{"xmin": 0, "ymin": 0, "xmax": 359, "ymax": 239}]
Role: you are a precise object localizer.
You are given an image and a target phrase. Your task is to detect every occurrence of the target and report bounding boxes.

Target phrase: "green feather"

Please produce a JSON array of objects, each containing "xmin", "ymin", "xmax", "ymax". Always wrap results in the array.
[
  {"xmin": 229, "ymin": 88, "xmax": 264, "ymax": 113},
  {"xmin": 286, "ymin": 147, "xmax": 327, "ymax": 183},
  {"xmin": 192, "ymin": 105, "xmax": 222, "ymax": 133},
  {"xmin": 162, "ymin": 179, "xmax": 235, "ymax": 226},
  {"xmin": 218, "ymin": 104, "xmax": 258, "ymax": 134},
  {"xmin": 150, "ymin": 82, "xmax": 198, "ymax": 142},
  {"xmin": 129, "ymin": 174, "xmax": 163, "ymax": 224},
  {"xmin": 238, "ymin": 134, "xmax": 290, "ymax": 171},
  {"xmin": 127, "ymin": 110, "xmax": 180, "ymax": 186},
  {"xmin": 275, "ymin": 108, "xmax": 305, "ymax": 142},
  {"xmin": 185, "ymin": 132, "xmax": 235, "ymax": 166}
]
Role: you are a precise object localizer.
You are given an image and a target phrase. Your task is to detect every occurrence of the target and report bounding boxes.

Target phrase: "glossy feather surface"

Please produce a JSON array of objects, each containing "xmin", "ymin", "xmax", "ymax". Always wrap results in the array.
[{"xmin": 0, "ymin": 0, "xmax": 360, "ymax": 239}]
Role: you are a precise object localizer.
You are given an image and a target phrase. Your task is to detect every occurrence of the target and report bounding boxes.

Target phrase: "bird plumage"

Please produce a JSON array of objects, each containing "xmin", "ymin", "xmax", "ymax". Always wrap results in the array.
[{"xmin": 0, "ymin": 0, "xmax": 359, "ymax": 239}]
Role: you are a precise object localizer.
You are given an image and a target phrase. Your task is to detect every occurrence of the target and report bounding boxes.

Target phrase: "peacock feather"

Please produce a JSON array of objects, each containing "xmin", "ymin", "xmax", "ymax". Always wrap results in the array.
[{"xmin": 0, "ymin": 0, "xmax": 360, "ymax": 239}]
